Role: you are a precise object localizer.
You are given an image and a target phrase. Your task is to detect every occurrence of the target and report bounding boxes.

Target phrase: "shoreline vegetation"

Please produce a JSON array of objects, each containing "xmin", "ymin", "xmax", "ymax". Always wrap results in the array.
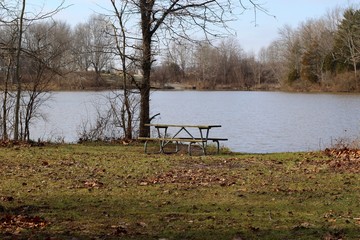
[
  {"xmin": 0, "ymin": 142, "xmax": 359, "ymax": 239},
  {"xmin": 26, "ymin": 71, "xmax": 360, "ymax": 93}
]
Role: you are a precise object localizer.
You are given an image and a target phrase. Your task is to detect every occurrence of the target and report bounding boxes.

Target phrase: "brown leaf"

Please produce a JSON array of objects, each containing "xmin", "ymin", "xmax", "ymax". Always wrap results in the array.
[
  {"xmin": 137, "ymin": 221, "xmax": 147, "ymax": 228},
  {"xmin": 1, "ymin": 196, "xmax": 14, "ymax": 202}
]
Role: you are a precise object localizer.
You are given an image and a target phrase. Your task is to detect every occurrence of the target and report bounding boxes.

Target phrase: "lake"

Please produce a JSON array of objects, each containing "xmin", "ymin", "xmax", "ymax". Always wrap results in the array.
[{"xmin": 32, "ymin": 91, "xmax": 360, "ymax": 153}]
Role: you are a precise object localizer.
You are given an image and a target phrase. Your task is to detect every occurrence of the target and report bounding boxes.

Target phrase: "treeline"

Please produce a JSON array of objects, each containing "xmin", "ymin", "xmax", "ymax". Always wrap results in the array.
[
  {"xmin": 1, "ymin": 6, "xmax": 359, "ymax": 93},
  {"xmin": 151, "ymin": 38, "xmax": 277, "ymax": 90},
  {"xmin": 152, "ymin": 6, "xmax": 360, "ymax": 91},
  {"xmin": 267, "ymin": 6, "xmax": 360, "ymax": 92},
  {"xmin": 0, "ymin": 14, "xmax": 123, "ymax": 91}
]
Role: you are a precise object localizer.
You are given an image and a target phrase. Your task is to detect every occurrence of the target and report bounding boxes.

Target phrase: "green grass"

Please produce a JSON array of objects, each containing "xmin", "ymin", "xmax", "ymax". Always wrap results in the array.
[{"xmin": 0, "ymin": 143, "xmax": 359, "ymax": 239}]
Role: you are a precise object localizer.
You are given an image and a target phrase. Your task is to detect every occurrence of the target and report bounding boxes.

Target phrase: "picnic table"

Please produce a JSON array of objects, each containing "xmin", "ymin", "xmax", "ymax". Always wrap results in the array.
[{"xmin": 138, "ymin": 123, "xmax": 228, "ymax": 155}]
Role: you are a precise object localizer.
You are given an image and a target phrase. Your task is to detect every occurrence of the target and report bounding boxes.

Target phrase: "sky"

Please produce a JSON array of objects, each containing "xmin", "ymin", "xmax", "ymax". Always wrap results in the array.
[{"xmin": 28, "ymin": 0, "xmax": 358, "ymax": 54}]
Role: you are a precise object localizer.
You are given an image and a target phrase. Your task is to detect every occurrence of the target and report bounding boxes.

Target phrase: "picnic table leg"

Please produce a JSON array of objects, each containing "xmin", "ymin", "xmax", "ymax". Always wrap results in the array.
[
  {"xmin": 161, "ymin": 140, "xmax": 181, "ymax": 154},
  {"xmin": 188, "ymin": 142, "xmax": 206, "ymax": 156},
  {"xmin": 143, "ymin": 140, "xmax": 156, "ymax": 154},
  {"xmin": 144, "ymin": 140, "xmax": 148, "ymax": 153},
  {"xmin": 188, "ymin": 142, "xmax": 192, "ymax": 156},
  {"xmin": 171, "ymin": 141, "xmax": 180, "ymax": 153},
  {"xmin": 198, "ymin": 128, "xmax": 210, "ymax": 155},
  {"xmin": 143, "ymin": 140, "xmax": 163, "ymax": 154},
  {"xmin": 155, "ymin": 126, "xmax": 168, "ymax": 153},
  {"xmin": 214, "ymin": 140, "xmax": 220, "ymax": 154}
]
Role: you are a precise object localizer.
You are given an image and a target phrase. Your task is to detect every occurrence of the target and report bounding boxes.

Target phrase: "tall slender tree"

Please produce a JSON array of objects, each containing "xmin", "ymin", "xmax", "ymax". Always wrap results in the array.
[
  {"xmin": 110, "ymin": 0, "xmax": 138, "ymax": 140},
  {"xmin": 13, "ymin": 0, "xmax": 26, "ymax": 141}
]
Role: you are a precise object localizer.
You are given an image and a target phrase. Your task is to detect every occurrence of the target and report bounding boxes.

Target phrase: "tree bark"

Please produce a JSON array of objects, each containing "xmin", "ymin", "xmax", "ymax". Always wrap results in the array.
[
  {"xmin": 138, "ymin": 0, "xmax": 153, "ymax": 137},
  {"xmin": 139, "ymin": 39, "xmax": 151, "ymax": 137}
]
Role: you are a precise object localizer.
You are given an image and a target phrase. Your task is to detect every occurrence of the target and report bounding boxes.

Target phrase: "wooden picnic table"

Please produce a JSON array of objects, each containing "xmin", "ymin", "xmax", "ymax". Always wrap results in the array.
[{"xmin": 138, "ymin": 123, "xmax": 227, "ymax": 155}]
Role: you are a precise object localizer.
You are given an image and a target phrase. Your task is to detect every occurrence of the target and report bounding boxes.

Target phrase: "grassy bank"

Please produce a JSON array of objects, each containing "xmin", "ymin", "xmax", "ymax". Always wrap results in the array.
[{"xmin": 0, "ymin": 143, "xmax": 359, "ymax": 239}]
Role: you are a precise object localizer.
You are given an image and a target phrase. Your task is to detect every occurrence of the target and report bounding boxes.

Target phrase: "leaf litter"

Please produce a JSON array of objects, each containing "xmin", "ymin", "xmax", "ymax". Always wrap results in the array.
[
  {"xmin": 325, "ymin": 147, "xmax": 360, "ymax": 173},
  {"xmin": 0, "ymin": 214, "xmax": 47, "ymax": 234},
  {"xmin": 0, "ymin": 144, "xmax": 359, "ymax": 239}
]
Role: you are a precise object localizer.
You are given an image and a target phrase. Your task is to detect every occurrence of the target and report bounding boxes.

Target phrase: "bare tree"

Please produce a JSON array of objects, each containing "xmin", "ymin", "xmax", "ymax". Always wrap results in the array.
[
  {"xmin": 166, "ymin": 40, "xmax": 193, "ymax": 80},
  {"xmin": 73, "ymin": 14, "xmax": 114, "ymax": 85},
  {"xmin": 20, "ymin": 20, "xmax": 71, "ymax": 141},
  {"xmin": 0, "ymin": 24, "xmax": 17, "ymax": 139},
  {"xmin": 77, "ymin": 92, "xmax": 140, "ymax": 142},
  {"xmin": 278, "ymin": 25, "xmax": 303, "ymax": 84},
  {"xmin": 110, "ymin": 0, "xmax": 140, "ymax": 140},
  {"xmin": 259, "ymin": 41, "xmax": 284, "ymax": 85},
  {"xmin": 110, "ymin": 0, "xmax": 266, "ymax": 137},
  {"xmin": 194, "ymin": 42, "xmax": 218, "ymax": 88},
  {"xmin": 335, "ymin": 8, "xmax": 360, "ymax": 87},
  {"xmin": 72, "ymin": 23, "xmax": 91, "ymax": 71},
  {"xmin": 0, "ymin": 0, "xmax": 66, "ymax": 141},
  {"xmin": 13, "ymin": 0, "xmax": 26, "ymax": 141},
  {"xmin": 217, "ymin": 38, "xmax": 243, "ymax": 86}
]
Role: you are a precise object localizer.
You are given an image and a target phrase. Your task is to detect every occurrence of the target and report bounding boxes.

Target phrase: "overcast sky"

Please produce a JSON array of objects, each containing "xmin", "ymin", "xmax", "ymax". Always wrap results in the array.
[{"xmin": 29, "ymin": 0, "xmax": 358, "ymax": 53}]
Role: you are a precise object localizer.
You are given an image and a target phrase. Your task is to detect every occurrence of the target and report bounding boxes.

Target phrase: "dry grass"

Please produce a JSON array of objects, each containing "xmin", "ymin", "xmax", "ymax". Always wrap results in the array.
[{"xmin": 0, "ymin": 143, "xmax": 359, "ymax": 239}]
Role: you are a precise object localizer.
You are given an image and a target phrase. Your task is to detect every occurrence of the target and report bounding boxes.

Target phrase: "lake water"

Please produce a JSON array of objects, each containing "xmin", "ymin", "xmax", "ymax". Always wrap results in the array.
[{"xmin": 32, "ymin": 91, "xmax": 360, "ymax": 153}]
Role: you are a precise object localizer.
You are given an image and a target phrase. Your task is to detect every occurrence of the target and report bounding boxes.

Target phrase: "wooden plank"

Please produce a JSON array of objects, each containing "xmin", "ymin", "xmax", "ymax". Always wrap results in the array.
[
  {"xmin": 138, "ymin": 137, "xmax": 205, "ymax": 143},
  {"xmin": 168, "ymin": 138, "xmax": 205, "ymax": 142},
  {"xmin": 207, "ymin": 138, "xmax": 228, "ymax": 141},
  {"xmin": 145, "ymin": 124, "xmax": 221, "ymax": 129},
  {"xmin": 138, "ymin": 137, "xmax": 227, "ymax": 142},
  {"xmin": 177, "ymin": 137, "xmax": 228, "ymax": 141},
  {"xmin": 137, "ymin": 137, "xmax": 154, "ymax": 141}
]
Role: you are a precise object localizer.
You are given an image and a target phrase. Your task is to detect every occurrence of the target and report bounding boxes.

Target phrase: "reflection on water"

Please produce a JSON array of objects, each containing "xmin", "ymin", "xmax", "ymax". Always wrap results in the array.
[{"xmin": 33, "ymin": 91, "xmax": 360, "ymax": 153}]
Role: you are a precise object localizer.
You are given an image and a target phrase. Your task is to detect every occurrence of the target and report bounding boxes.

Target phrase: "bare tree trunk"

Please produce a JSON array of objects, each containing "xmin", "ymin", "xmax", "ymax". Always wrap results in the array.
[
  {"xmin": 121, "ymin": 46, "xmax": 133, "ymax": 140},
  {"xmin": 14, "ymin": 0, "xmax": 26, "ymax": 141},
  {"xmin": 2, "ymin": 58, "xmax": 11, "ymax": 140},
  {"xmin": 139, "ymin": 83, "xmax": 150, "ymax": 137},
  {"xmin": 123, "ymin": 72, "xmax": 133, "ymax": 140},
  {"xmin": 111, "ymin": 0, "xmax": 135, "ymax": 140},
  {"xmin": 139, "ymin": 0, "xmax": 152, "ymax": 137},
  {"xmin": 139, "ymin": 45, "xmax": 151, "ymax": 137}
]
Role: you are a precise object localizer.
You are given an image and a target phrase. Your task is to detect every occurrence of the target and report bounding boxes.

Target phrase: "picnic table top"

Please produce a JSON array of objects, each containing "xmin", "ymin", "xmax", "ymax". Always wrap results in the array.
[{"xmin": 145, "ymin": 123, "xmax": 222, "ymax": 129}]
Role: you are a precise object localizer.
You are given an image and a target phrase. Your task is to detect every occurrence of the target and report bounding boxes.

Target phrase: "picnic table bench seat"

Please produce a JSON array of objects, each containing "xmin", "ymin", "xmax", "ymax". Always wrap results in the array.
[{"xmin": 138, "ymin": 137, "xmax": 206, "ymax": 143}]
